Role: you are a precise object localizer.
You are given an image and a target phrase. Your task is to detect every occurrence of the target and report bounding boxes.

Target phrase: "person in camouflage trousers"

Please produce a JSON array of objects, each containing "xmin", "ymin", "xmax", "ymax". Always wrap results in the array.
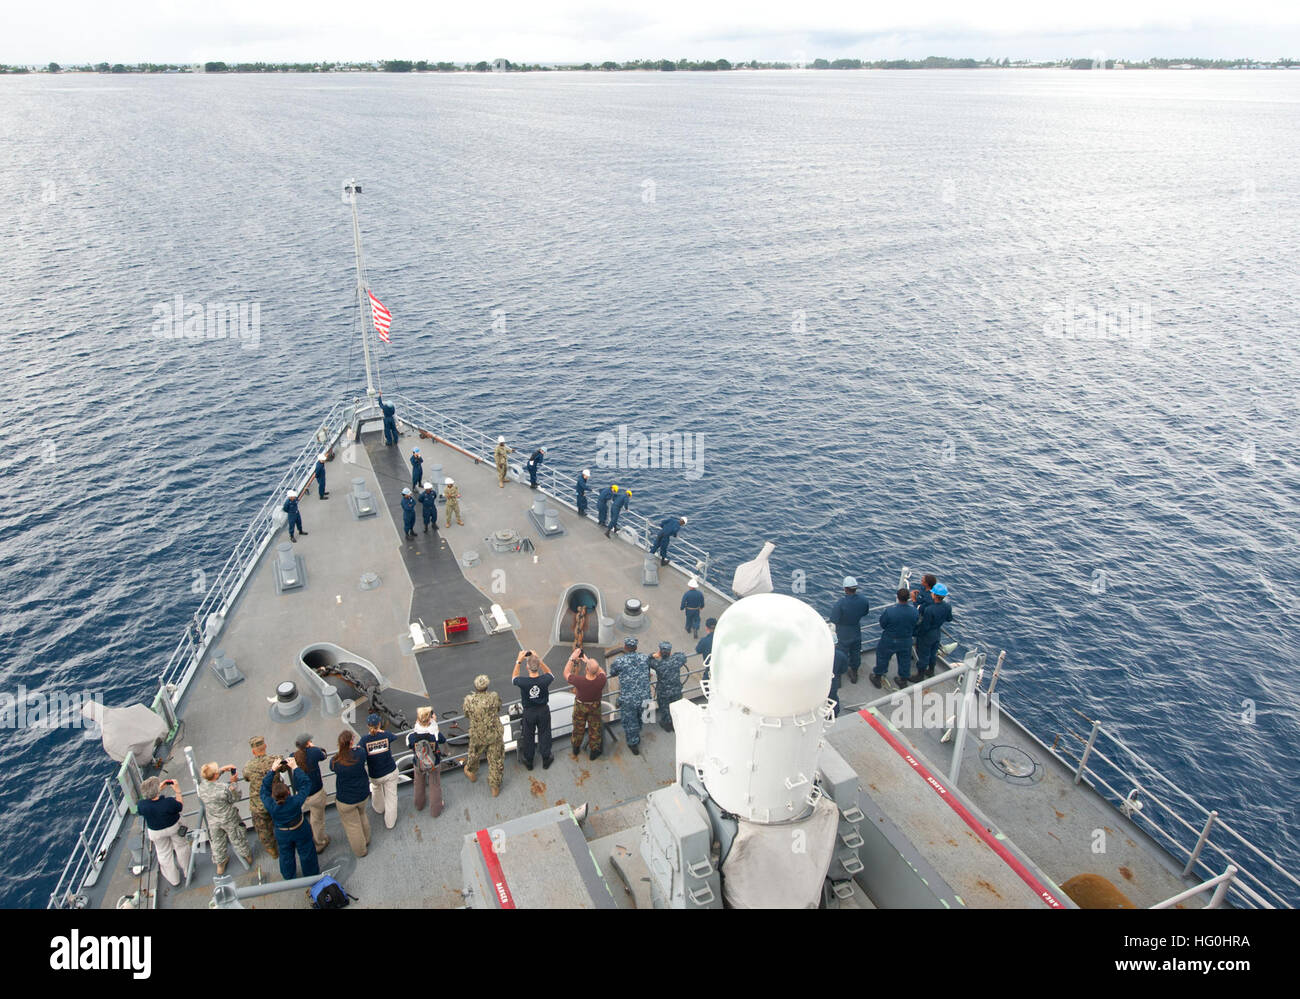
[
  {"xmin": 197, "ymin": 761, "xmax": 252, "ymax": 874},
  {"xmin": 444, "ymin": 477, "xmax": 465, "ymax": 526},
  {"xmin": 650, "ymin": 641, "xmax": 688, "ymax": 733},
  {"xmin": 242, "ymin": 736, "xmax": 279, "ymax": 859},
  {"xmin": 494, "ymin": 437, "xmax": 513, "ymax": 488},
  {"xmin": 462, "ymin": 674, "xmax": 504, "ymax": 796},
  {"xmin": 609, "ymin": 637, "xmax": 653, "ymax": 755}
]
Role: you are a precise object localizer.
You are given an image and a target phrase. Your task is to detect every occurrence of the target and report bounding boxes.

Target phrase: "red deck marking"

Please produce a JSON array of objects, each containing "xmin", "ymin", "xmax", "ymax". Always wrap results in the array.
[
  {"xmin": 858, "ymin": 708, "xmax": 1066, "ymax": 909},
  {"xmin": 475, "ymin": 829, "xmax": 516, "ymax": 909}
]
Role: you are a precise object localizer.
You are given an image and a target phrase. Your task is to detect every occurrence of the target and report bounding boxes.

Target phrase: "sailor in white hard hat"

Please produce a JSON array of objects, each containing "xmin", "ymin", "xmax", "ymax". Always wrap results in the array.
[
  {"xmin": 681, "ymin": 574, "xmax": 705, "ymax": 638},
  {"xmin": 494, "ymin": 436, "xmax": 513, "ymax": 488},
  {"xmin": 313, "ymin": 451, "xmax": 330, "ymax": 500},
  {"xmin": 575, "ymin": 468, "xmax": 592, "ymax": 517},
  {"xmin": 651, "ymin": 516, "xmax": 688, "ymax": 566},
  {"xmin": 444, "ymin": 476, "xmax": 463, "ymax": 527},
  {"xmin": 830, "ymin": 576, "xmax": 870, "ymax": 684},
  {"xmin": 418, "ymin": 481, "xmax": 439, "ymax": 533},
  {"xmin": 282, "ymin": 489, "xmax": 307, "ymax": 542},
  {"xmin": 400, "ymin": 486, "xmax": 417, "ymax": 540}
]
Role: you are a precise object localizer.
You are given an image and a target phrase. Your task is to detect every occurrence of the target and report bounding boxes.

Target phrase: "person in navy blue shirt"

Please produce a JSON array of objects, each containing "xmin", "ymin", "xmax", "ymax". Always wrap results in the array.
[
  {"xmin": 293, "ymin": 733, "xmax": 330, "ymax": 853},
  {"xmin": 378, "ymin": 394, "xmax": 398, "ymax": 445},
  {"xmin": 576, "ymin": 469, "xmax": 591, "ymax": 517},
  {"xmin": 418, "ymin": 482, "xmax": 439, "ymax": 534},
  {"xmin": 283, "ymin": 489, "xmax": 308, "ymax": 543},
  {"xmin": 313, "ymin": 452, "xmax": 330, "ymax": 500},
  {"xmin": 651, "ymin": 516, "xmax": 687, "ymax": 565},
  {"xmin": 259, "ymin": 759, "xmax": 320, "ymax": 881},
  {"xmin": 695, "ymin": 617, "xmax": 717, "ymax": 681},
  {"xmin": 872, "ymin": 589, "xmax": 919, "ymax": 689},
  {"xmin": 329, "ymin": 730, "xmax": 371, "ymax": 857},
  {"xmin": 681, "ymin": 577, "xmax": 705, "ymax": 637},
  {"xmin": 526, "ymin": 447, "xmax": 547, "ymax": 488},
  {"xmin": 410, "ymin": 447, "xmax": 424, "ymax": 489},
  {"xmin": 400, "ymin": 487, "xmax": 417, "ymax": 540},
  {"xmin": 829, "ymin": 577, "xmax": 870, "ymax": 683},
  {"xmin": 138, "ymin": 777, "xmax": 192, "ymax": 886},
  {"xmin": 606, "ymin": 487, "xmax": 632, "ymax": 537},
  {"xmin": 362, "ymin": 713, "xmax": 400, "ymax": 829},
  {"xmin": 915, "ymin": 583, "xmax": 954, "ymax": 680}
]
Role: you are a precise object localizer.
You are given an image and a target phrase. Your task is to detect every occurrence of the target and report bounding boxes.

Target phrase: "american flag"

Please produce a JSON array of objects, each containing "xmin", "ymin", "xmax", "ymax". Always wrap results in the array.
[{"xmin": 368, "ymin": 291, "xmax": 392, "ymax": 343}]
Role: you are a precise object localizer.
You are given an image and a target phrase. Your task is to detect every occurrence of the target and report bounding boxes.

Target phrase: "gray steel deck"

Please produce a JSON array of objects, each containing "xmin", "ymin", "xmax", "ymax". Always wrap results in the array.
[{"xmin": 93, "ymin": 421, "xmax": 1211, "ymax": 910}]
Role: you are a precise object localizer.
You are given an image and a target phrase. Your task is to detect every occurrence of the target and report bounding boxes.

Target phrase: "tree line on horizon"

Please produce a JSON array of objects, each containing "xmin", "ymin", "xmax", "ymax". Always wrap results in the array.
[{"xmin": 5, "ymin": 55, "xmax": 1296, "ymax": 74}]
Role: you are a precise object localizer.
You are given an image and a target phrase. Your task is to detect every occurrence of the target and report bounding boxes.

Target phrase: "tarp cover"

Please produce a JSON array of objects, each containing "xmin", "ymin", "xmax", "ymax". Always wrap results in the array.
[
  {"xmin": 731, "ymin": 541, "xmax": 775, "ymax": 598},
  {"xmin": 83, "ymin": 701, "xmax": 167, "ymax": 767},
  {"xmin": 721, "ymin": 795, "xmax": 840, "ymax": 908}
]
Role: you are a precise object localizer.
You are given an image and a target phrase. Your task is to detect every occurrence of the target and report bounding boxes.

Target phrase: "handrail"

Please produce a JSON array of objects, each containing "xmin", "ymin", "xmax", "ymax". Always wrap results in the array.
[{"xmin": 1151, "ymin": 865, "xmax": 1239, "ymax": 910}]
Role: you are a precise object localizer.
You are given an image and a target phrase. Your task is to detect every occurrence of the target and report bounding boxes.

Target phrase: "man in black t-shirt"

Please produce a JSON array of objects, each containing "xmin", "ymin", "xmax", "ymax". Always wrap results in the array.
[{"xmin": 512, "ymin": 649, "xmax": 554, "ymax": 770}]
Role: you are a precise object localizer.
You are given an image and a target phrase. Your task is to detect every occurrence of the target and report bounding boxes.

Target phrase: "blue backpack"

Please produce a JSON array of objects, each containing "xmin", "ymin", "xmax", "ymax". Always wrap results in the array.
[{"xmin": 310, "ymin": 875, "xmax": 352, "ymax": 909}]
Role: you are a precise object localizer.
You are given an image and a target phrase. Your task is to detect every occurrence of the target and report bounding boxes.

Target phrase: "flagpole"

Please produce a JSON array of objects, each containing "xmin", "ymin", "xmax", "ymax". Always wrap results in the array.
[{"xmin": 344, "ymin": 179, "xmax": 379, "ymax": 400}]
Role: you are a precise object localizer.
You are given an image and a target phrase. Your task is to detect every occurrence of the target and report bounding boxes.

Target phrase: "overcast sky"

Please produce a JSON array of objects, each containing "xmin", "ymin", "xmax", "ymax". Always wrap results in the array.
[{"xmin": 6, "ymin": 0, "xmax": 1299, "ymax": 64}]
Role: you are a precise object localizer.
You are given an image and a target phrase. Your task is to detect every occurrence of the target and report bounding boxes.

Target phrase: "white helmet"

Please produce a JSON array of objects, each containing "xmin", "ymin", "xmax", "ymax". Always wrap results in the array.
[
  {"xmin": 681, "ymin": 516, "xmax": 688, "ymax": 525},
  {"xmin": 402, "ymin": 487, "xmax": 411, "ymax": 495},
  {"xmin": 540, "ymin": 446, "xmax": 547, "ymax": 453},
  {"xmin": 285, "ymin": 490, "xmax": 296, "ymax": 499},
  {"xmin": 843, "ymin": 576, "xmax": 858, "ymax": 588},
  {"xmin": 498, "ymin": 435, "xmax": 505, "ymax": 443},
  {"xmin": 688, "ymin": 577, "xmax": 699, "ymax": 588},
  {"xmin": 582, "ymin": 468, "xmax": 590, "ymax": 477},
  {"xmin": 445, "ymin": 477, "xmax": 454, "ymax": 486},
  {"xmin": 423, "ymin": 481, "xmax": 433, "ymax": 490}
]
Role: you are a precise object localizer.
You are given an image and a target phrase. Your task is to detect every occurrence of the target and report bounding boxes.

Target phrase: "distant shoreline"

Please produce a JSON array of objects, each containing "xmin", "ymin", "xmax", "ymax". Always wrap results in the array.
[{"xmin": 5, "ymin": 56, "xmax": 1299, "ymax": 75}]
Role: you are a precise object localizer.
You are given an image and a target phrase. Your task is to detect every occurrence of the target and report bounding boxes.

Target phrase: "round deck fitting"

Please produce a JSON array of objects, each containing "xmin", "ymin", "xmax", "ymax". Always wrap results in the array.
[{"xmin": 980, "ymin": 743, "xmax": 1043, "ymax": 786}]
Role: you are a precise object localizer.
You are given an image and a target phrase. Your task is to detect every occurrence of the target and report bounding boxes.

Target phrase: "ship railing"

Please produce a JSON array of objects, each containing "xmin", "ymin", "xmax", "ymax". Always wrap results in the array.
[
  {"xmin": 1045, "ymin": 708, "xmax": 1294, "ymax": 909},
  {"xmin": 1151, "ymin": 864, "xmax": 1240, "ymax": 909},
  {"xmin": 47, "ymin": 776, "xmax": 127, "ymax": 909},
  {"xmin": 390, "ymin": 394, "xmax": 716, "ymax": 587},
  {"xmin": 158, "ymin": 399, "xmax": 355, "ymax": 696}
]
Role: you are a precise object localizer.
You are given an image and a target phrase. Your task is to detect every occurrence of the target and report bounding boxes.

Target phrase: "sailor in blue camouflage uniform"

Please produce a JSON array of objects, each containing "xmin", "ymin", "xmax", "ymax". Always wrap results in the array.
[
  {"xmin": 282, "ymin": 490, "xmax": 307, "ymax": 543},
  {"xmin": 378, "ymin": 394, "xmax": 398, "ymax": 445},
  {"xmin": 608, "ymin": 637, "xmax": 653, "ymax": 755},
  {"xmin": 400, "ymin": 487, "xmax": 417, "ymax": 539},
  {"xmin": 650, "ymin": 641, "xmax": 688, "ymax": 732}
]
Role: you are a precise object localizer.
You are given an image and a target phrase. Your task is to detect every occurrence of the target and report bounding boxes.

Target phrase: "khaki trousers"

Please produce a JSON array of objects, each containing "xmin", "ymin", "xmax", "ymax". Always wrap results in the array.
[{"xmin": 336, "ymin": 798, "xmax": 372, "ymax": 857}]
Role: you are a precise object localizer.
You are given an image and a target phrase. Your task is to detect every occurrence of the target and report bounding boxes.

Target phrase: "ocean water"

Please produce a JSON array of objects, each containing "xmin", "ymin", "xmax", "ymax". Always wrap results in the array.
[{"xmin": 1, "ymin": 69, "xmax": 1297, "ymax": 907}]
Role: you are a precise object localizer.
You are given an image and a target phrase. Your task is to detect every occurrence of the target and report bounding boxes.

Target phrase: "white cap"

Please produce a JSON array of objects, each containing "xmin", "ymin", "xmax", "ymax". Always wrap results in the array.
[
  {"xmin": 286, "ymin": 490, "xmax": 296, "ymax": 499},
  {"xmin": 688, "ymin": 577, "xmax": 699, "ymax": 588},
  {"xmin": 445, "ymin": 477, "xmax": 453, "ymax": 485},
  {"xmin": 498, "ymin": 435, "xmax": 505, "ymax": 443},
  {"xmin": 402, "ymin": 487, "xmax": 411, "ymax": 495},
  {"xmin": 423, "ymin": 481, "xmax": 433, "ymax": 490},
  {"xmin": 843, "ymin": 576, "xmax": 858, "ymax": 588},
  {"xmin": 681, "ymin": 516, "xmax": 688, "ymax": 525},
  {"xmin": 317, "ymin": 452, "xmax": 327, "ymax": 462},
  {"xmin": 582, "ymin": 468, "xmax": 590, "ymax": 477}
]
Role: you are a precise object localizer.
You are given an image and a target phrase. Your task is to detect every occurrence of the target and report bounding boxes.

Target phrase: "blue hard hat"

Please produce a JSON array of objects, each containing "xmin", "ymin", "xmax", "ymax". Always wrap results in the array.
[{"xmin": 932, "ymin": 583, "xmax": 949, "ymax": 597}]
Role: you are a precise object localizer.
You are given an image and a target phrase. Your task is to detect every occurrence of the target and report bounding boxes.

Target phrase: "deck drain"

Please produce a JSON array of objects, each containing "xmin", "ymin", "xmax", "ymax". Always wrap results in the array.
[{"xmin": 981, "ymin": 744, "xmax": 1043, "ymax": 786}]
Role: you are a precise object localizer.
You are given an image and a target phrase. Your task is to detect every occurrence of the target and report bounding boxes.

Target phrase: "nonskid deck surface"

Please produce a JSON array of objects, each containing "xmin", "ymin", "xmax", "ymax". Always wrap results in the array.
[{"xmin": 96, "ymin": 425, "xmax": 718, "ymax": 908}]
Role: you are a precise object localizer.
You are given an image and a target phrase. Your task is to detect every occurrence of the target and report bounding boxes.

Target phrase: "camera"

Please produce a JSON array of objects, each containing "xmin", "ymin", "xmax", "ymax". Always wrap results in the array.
[{"xmin": 273, "ymin": 756, "xmax": 291, "ymax": 773}]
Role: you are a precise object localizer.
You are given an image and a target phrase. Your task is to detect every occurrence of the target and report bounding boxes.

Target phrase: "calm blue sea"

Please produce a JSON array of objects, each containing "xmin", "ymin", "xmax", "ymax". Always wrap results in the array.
[{"xmin": 1, "ymin": 69, "xmax": 1298, "ymax": 907}]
